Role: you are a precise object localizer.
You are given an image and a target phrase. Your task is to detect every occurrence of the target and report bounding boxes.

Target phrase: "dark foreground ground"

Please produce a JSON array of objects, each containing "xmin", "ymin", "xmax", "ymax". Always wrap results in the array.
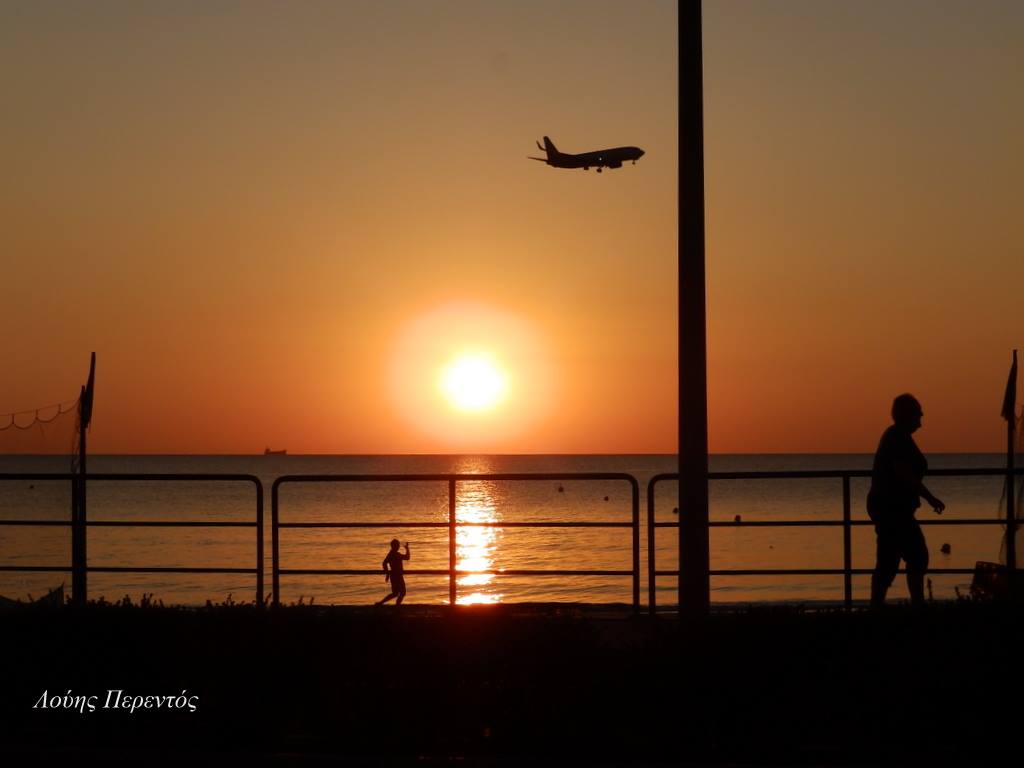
[{"xmin": 3, "ymin": 600, "xmax": 1023, "ymax": 766}]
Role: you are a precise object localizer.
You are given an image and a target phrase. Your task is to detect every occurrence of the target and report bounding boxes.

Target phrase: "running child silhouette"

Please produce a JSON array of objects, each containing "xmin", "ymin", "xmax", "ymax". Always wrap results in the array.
[{"xmin": 376, "ymin": 538, "xmax": 410, "ymax": 605}]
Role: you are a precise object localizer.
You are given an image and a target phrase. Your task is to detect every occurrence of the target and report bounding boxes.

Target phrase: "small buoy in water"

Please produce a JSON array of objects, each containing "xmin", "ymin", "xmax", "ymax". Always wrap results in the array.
[
  {"xmin": 734, "ymin": 514, "xmax": 742, "ymax": 523},
  {"xmin": 557, "ymin": 485, "xmax": 564, "ymax": 493},
  {"xmin": 940, "ymin": 543, "xmax": 951, "ymax": 555},
  {"xmin": 671, "ymin": 507, "xmax": 679, "ymax": 515}
]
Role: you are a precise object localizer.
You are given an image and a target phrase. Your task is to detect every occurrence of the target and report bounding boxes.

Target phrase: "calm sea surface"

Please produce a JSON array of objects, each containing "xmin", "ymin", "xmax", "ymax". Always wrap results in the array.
[{"xmin": 0, "ymin": 453, "xmax": 1016, "ymax": 606}]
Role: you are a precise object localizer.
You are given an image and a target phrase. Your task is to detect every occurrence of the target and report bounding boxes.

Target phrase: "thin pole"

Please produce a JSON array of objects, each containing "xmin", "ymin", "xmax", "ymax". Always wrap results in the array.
[
  {"xmin": 679, "ymin": 0, "xmax": 709, "ymax": 616},
  {"xmin": 449, "ymin": 478, "xmax": 457, "ymax": 606}
]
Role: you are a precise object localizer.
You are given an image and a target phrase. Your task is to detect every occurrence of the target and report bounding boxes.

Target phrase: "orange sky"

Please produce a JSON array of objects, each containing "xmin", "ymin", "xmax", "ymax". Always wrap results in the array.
[{"xmin": 1, "ymin": 1, "xmax": 1021, "ymax": 454}]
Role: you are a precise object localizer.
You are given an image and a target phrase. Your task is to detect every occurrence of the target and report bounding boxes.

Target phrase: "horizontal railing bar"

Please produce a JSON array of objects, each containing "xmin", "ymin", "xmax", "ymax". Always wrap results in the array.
[
  {"xmin": 88, "ymin": 473, "xmax": 262, "ymax": 483},
  {"xmin": 715, "ymin": 521, "xmax": 860, "ymax": 527},
  {"xmin": 646, "ymin": 467, "xmax": 1024, "ymax": 481},
  {"xmin": 0, "ymin": 565, "xmax": 256, "ymax": 573},
  {"xmin": 278, "ymin": 521, "xmax": 633, "ymax": 529},
  {"xmin": 274, "ymin": 473, "xmax": 638, "ymax": 484},
  {"xmin": 0, "ymin": 519, "xmax": 261, "ymax": 528},
  {"xmin": 0, "ymin": 566, "xmax": 71, "ymax": 572},
  {"xmin": 86, "ymin": 521, "xmax": 255, "ymax": 528},
  {"xmin": 0, "ymin": 474, "xmax": 77, "ymax": 480},
  {"xmin": 884, "ymin": 519, "xmax": 1013, "ymax": 525},
  {"xmin": 915, "ymin": 468, "xmax": 1024, "ymax": 477},
  {"xmin": 651, "ymin": 518, "xmax": 1012, "ymax": 528},
  {"xmin": 281, "ymin": 522, "xmax": 448, "ymax": 528},
  {"xmin": 87, "ymin": 566, "xmax": 258, "ymax": 574},
  {"xmin": 460, "ymin": 521, "xmax": 633, "ymax": 527},
  {"xmin": 655, "ymin": 521, "xmax": 856, "ymax": 528},
  {"xmin": 4, "ymin": 518, "xmax": 1004, "ymax": 529},
  {"xmin": 279, "ymin": 568, "xmax": 633, "ymax": 576},
  {"xmin": 0, "ymin": 473, "xmax": 262, "ymax": 483},
  {"xmin": 6, "ymin": 467, "xmax": 1019, "ymax": 483},
  {"xmin": 710, "ymin": 471, "xmax": 874, "ymax": 480},
  {"xmin": 653, "ymin": 568, "xmax": 987, "ymax": 576}
]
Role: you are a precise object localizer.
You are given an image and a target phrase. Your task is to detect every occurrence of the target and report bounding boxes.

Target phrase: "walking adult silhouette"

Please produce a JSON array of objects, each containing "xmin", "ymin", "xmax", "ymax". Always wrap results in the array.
[{"xmin": 867, "ymin": 394, "xmax": 946, "ymax": 607}]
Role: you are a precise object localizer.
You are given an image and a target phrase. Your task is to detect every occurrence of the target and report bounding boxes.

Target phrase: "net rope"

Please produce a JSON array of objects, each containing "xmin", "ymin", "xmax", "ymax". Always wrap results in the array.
[
  {"xmin": 0, "ymin": 395, "xmax": 80, "ymax": 602},
  {"xmin": 0, "ymin": 399, "xmax": 80, "ymax": 431},
  {"xmin": 0, "ymin": 396, "xmax": 80, "ymax": 458}
]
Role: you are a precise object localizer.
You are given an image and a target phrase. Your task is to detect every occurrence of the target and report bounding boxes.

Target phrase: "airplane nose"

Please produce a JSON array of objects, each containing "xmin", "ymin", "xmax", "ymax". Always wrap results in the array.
[{"xmin": 638, "ymin": 149, "xmax": 645, "ymax": 158}]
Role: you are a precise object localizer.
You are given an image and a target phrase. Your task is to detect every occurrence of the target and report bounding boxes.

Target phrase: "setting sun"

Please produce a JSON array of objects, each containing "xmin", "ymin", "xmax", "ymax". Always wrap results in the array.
[
  {"xmin": 439, "ymin": 354, "xmax": 507, "ymax": 412},
  {"xmin": 388, "ymin": 302, "xmax": 556, "ymax": 450}
]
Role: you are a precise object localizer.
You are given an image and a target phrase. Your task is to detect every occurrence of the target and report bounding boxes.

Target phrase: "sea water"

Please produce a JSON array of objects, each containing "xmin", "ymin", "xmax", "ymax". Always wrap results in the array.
[{"xmin": 0, "ymin": 453, "xmax": 1014, "ymax": 606}]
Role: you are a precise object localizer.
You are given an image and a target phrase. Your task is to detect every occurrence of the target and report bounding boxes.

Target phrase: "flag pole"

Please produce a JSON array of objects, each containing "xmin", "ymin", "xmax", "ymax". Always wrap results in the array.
[{"xmin": 72, "ymin": 353, "xmax": 95, "ymax": 606}]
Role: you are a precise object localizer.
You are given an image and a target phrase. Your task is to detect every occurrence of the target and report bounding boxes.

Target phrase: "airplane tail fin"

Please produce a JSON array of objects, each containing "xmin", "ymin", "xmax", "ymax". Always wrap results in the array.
[{"xmin": 529, "ymin": 136, "xmax": 560, "ymax": 165}]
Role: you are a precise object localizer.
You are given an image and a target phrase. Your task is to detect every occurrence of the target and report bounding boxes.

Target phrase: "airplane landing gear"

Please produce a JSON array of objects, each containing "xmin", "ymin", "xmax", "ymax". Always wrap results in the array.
[{"xmin": 596, "ymin": 168, "xmax": 602, "ymax": 173}]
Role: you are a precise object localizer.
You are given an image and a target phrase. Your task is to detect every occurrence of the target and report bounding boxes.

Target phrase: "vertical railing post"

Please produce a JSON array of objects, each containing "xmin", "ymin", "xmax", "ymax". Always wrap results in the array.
[
  {"xmin": 1005, "ymin": 380, "xmax": 1016, "ymax": 600},
  {"xmin": 448, "ymin": 478, "xmax": 457, "ymax": 606},
  {"xmin": 647, "ymin": 479, "xmax": 657, "ymax": 615},
  {"xmin": 843, "ymin": 475, "xmax": 852, "ymax": 610},
  {"xmin": 70, "ymin": 474, "xmax": 81, "ymax": 604},
  {"xmin": 255, "ymin": 480, "xmax": 264, "ymax": 607},
  {"xmin": 71, "ymin": 386, "xmax": 88, "ymax": 606},
  {"xmin": 631, "ymin": 477, "xmax": 640, "ymax": 612},
  {"xmin": 271, "ymin": 480, "xmax": 281, "ymax": 607}
]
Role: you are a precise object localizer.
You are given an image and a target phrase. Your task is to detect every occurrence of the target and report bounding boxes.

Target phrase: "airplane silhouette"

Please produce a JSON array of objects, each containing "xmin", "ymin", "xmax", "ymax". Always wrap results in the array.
[{"xmin": 528, "ymin": 136, "xmax": 645, "ymax": 173}]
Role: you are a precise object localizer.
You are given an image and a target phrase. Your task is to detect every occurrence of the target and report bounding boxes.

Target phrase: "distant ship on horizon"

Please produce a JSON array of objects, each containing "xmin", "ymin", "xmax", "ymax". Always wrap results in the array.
[{"xmin": 264, "ymin": 448, "xmax": 287, "ymax": 456}]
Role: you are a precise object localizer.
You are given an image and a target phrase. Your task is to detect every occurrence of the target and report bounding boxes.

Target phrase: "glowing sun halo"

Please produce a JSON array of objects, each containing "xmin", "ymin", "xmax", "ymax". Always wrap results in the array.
[
  {"xmin": 390, "ymin": 302, "xmax": 555, "ymax": 449},
  {"xmin": 439, "ymin": 354, "xmax": 507, "ymax": 412}
]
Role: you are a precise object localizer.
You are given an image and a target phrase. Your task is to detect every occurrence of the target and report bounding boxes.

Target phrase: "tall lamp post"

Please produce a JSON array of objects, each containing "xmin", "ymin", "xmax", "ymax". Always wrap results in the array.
[{"xmin": 679, "ymin": 0, "xmax": 709, "ymax": 616}]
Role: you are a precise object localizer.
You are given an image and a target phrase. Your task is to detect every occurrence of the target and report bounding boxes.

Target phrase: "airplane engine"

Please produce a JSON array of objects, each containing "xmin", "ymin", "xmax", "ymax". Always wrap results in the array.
[{"xmin": 608, "ymin": 160, "xmax": 622, "ymax": 169}]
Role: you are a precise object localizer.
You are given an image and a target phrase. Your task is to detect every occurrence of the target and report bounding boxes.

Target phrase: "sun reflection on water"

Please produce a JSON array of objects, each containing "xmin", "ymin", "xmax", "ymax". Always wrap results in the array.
[{"xmin": 453, "ymin": 458, "xmax": 503, "ymax": 605}]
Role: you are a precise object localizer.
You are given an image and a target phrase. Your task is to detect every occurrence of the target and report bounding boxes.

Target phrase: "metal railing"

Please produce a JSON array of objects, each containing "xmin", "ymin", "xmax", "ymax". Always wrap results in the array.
[
  {"xmin": 648, "ymin": 467, "xmax": 1024, "ymax": 613},
  {"xmin": 7, "ymin": 467, "xmax": 1016, "ymax": 612},
  {"xmin": 271, "ymin": 473, "xmax": 641, "ymax": 609},
  {"xmin": 0, "ymin": 473, "xmax": 264, "ymax": 605}
]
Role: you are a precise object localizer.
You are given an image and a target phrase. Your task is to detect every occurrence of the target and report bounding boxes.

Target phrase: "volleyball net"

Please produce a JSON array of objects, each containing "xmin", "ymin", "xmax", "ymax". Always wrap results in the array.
[{"xmin": 0, "ymin": 354, "xmax": 94, "ymax": 603}]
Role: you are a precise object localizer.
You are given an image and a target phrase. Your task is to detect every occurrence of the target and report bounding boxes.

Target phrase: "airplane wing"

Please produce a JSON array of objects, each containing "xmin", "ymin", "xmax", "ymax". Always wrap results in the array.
[{"xmin": 527, "ymin": 156, "xmax": 548, "ymax": 162}]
